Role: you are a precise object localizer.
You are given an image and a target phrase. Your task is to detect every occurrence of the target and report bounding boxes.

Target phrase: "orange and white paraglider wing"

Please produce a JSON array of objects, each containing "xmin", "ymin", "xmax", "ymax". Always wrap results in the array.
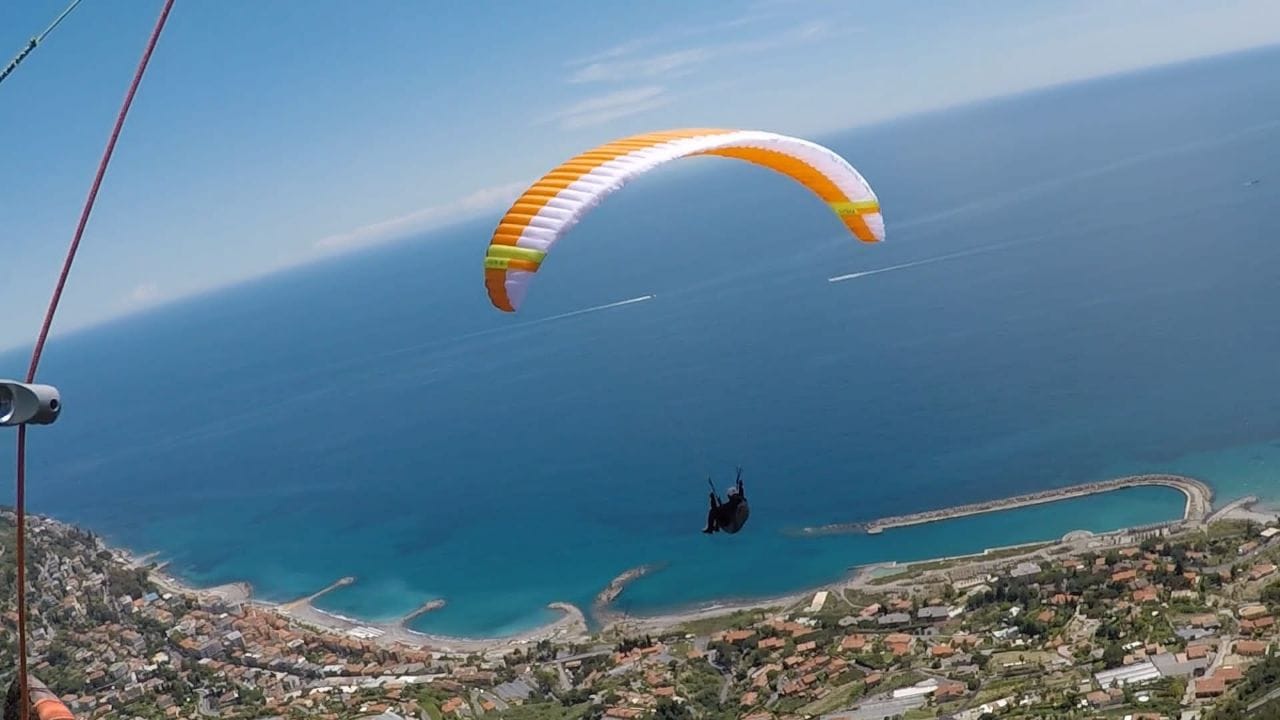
[
  {"xmin": 483, "ymin": 128, "xmax": 883, "ymax": 312},
  {"xmin": 22, "ymin": 675, "xmax": 76, "ymax": 720}
]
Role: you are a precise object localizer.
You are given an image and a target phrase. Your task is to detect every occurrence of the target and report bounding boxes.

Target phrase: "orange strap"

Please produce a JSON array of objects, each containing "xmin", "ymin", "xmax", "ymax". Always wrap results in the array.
[{"xmin": 33, "ymin": 697, "xmax": 74, "ymax": 720}]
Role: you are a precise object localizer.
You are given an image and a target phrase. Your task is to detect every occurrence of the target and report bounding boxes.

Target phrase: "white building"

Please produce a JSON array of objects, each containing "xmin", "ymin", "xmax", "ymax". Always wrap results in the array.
[
  {"xmin": 1095, "ymin": 660, "xmax": 1161, "ymax": 689},
  {"xmin": 891, "ymin": 679, "xmax": 939, "ymax": 699}
]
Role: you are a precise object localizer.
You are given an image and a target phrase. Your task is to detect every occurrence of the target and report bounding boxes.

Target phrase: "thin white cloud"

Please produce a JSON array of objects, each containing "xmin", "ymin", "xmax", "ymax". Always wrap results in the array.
[
  {"xmin": 128, "ymin": 280, "xmax": 160, "ymax": 302},
  {"xmin": 313, "ymin": 181, "xmax": 529, "ymax": 254},
  {"xmin": 572, "ymin": 37, "xmax": 660, "ymax": 68},
  {"xmin": 729, "ymin": 20, "xmax": 832, "ymax": 53},
  {"xmin": 548, "ymin": 19, "xmax": 833, "ymax": 131},
  {"xmin": 566, "ymin": 20, "xmax": 837, "ymax": 87},
  {"xmin": 125, "ymin": 282, "xmax": 162, "ymax": 307},
  {"xmin": 570, "ymin": 48, "xmax": 711, "ymax": 84},
  {"xmin": 566, "ymin": 11, "xmax": 777, "ymax": 69},
  {"xmin": 547, "ymin": 86, "xmax": 673, "ymax": 129},
  {"xmin": 721, "ymin": 12, "xmax": 775, "ymax": 29}
]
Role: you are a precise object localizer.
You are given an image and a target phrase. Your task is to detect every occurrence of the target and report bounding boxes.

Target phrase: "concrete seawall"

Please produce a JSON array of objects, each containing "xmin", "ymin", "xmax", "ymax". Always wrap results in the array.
[{"xmin": 800, "ymin": 474, "xmax": 1212, "ymax": 537}]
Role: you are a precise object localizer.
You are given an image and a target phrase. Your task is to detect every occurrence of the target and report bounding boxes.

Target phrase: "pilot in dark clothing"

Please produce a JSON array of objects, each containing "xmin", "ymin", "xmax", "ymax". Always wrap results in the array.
[{"xmin": 703, "ymin": 467, "xmax": 749, "ymax": 535}]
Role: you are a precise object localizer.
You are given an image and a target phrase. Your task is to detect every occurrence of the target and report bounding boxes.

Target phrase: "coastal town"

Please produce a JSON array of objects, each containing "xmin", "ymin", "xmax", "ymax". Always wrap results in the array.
[{"xmin": 4, "ymin": 484, "xmax": 1280, "ymax": 720}]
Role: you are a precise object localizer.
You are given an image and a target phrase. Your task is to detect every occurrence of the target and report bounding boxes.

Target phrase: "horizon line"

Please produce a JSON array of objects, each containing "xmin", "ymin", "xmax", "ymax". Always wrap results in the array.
[{"xmin": 4, "ymin": 39, "xmax": 1278, "ymax": 358}]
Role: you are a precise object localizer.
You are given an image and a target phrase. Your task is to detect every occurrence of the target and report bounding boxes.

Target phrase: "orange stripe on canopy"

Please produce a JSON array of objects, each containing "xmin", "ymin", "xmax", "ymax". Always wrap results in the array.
[
  {"xmin": 692, "ymin": 146, "xmax": 877, "ymax": 242},
  {"xmin": 482, "ymin": 128, "xmax": 883, "ymax": 311},
  {"xmin": 484, "ymin": 129, "xmax": 734, "ymax": 310}
]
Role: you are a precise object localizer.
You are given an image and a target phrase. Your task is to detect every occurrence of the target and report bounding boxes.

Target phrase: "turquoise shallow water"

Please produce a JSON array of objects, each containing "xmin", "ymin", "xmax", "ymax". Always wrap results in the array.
[
  {"xmin": 614, "ymin": 485, "xmax": 1187, "ymax": 617},
  {"xmin": 3, "ymin": 47, "xmax": 1280, "ymax": 638}
]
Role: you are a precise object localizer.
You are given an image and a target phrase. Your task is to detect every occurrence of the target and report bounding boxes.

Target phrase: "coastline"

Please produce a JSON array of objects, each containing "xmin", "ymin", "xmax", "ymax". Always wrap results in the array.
[
  {"xmin": 92, "ymin": 473, "xmax": 1272, "ymax": 652},
  {"xmin": 124, "ymin": 544, "xmax": 822, "ymax": 652},
  {"xmin": 131, "ymin": 552, "xmax": 591, "ymax": 653},
  {"xmin": 270, "ymin": 593, "xmax": 590, "ymax": 654}
]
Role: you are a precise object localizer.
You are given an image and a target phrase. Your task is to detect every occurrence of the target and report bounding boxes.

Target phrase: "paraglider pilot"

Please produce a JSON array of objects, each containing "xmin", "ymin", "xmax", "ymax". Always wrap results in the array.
[{"xmin": 703, "ymin": 467, "xmax": 749, "ymax": 534}]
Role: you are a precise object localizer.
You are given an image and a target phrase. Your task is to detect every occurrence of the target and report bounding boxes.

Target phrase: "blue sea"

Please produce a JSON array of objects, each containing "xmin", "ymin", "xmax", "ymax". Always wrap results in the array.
[{"xmin": 4, "ymin": 47, "xmax": 1280, "ymax": 638}]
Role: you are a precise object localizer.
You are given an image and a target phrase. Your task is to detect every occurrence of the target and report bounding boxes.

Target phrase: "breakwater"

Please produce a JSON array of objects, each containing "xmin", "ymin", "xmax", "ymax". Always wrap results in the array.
[
  {"xmin": 591, "ymin": 563, "xmax": 666, "ymax": 626},
  {"xmin": 799, "ymin": 474, "xmax": 1212, "ymax": 536},
  {"xmin": 399, "ymin": 598, "xmax": 447, "ymax": 626}
]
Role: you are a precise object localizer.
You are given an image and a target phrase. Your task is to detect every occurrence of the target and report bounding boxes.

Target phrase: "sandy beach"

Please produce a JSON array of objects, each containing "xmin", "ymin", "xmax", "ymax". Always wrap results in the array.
[
  {"xmin": 592, "ymin": 560, "xmax": 915, "ymax": 637},
  {"xmin": 115, "ymin": 539, "xmax": 1072, "ymax": 653},
  {"xmin": 601, "ymin": 591, "xmax": 807, "ymax": 635},
  {"xmin": 114, "ymin": 539, "xmax": 599, "ymax": 653},
  {"xmin": 133, "ymin": 549, "xmax": 800, "ymax": 653},
  {"xmin": 1218, "ymin": 498, "xmax": 1280, "ymax": 525},
  {"xmin": 272, "ymin": 595, "xmax": 590, "ymax": 654},
  {"xmin": 119, "ymin": 548, "xmax": 254, "ymax": 606}
]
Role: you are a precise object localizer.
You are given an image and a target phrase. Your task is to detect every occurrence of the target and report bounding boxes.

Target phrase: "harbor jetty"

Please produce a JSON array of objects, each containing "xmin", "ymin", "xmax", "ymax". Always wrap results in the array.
[
  {"xmin": 595, "ymin": 564, "xmax": 663, "ymax": 607},
  {"xmin": 1205, "ymin": 495, "xmax": 1260, "ymax": 524},
  {"xmin": 280, "ymin": 575, "xmax": 356, "ymax": 611},
  {"xmin": 800, "ymin": 474, "xmax": 1212, "ymax": 536},
  {"xmin": 592, "ymin": 563, "xmax": 665, "ymax": 626},
  {"xmin": 399, "ymin": 598, "xmax": 447, "ymax": 626}
]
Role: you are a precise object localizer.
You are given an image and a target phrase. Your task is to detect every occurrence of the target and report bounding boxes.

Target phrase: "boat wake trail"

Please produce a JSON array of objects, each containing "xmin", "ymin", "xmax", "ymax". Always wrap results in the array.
[
  {"xmin": 534, "ymin": 295, "xmax": 655, "ymax": 323},
  {"xmin": 828, "ymin": 240, "xmax": 1023, "ymax": 283}
]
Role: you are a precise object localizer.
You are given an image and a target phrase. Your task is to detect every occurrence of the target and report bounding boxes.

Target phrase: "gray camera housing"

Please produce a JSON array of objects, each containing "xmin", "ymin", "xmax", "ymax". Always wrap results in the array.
[{"xmin": 0, "ymin": 380, "xmax": 62, "ymax": 426}]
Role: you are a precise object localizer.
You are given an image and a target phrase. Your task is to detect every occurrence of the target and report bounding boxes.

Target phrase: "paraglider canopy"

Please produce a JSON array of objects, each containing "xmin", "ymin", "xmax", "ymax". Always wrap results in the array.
[
  {"xmin": 5, "ymin": 675, "xmax": 74, "ymax": 720},
  {"xmin": 483, "ymin": 128, "xmax": 884, "ymax": 312}
]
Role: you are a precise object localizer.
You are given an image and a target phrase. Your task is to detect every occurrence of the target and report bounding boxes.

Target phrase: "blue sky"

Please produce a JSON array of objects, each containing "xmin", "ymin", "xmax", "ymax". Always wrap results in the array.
[{"xmin": 2, "ymin": 0, "xmax": 1278, "ymax": 350}]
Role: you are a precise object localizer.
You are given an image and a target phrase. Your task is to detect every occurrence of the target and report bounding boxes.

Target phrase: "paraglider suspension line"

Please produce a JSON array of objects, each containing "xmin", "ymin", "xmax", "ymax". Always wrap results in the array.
[
  {"xmin": 14, "ymin": 426, "xmax": 28, "ymax": 720},
  {"xmin": 12, "ymin": 1, "xmax": 175, "ymax": 718},
  {"xmin": 0, "ymin": 0, "xmax": 86, "ymax": 87}
]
